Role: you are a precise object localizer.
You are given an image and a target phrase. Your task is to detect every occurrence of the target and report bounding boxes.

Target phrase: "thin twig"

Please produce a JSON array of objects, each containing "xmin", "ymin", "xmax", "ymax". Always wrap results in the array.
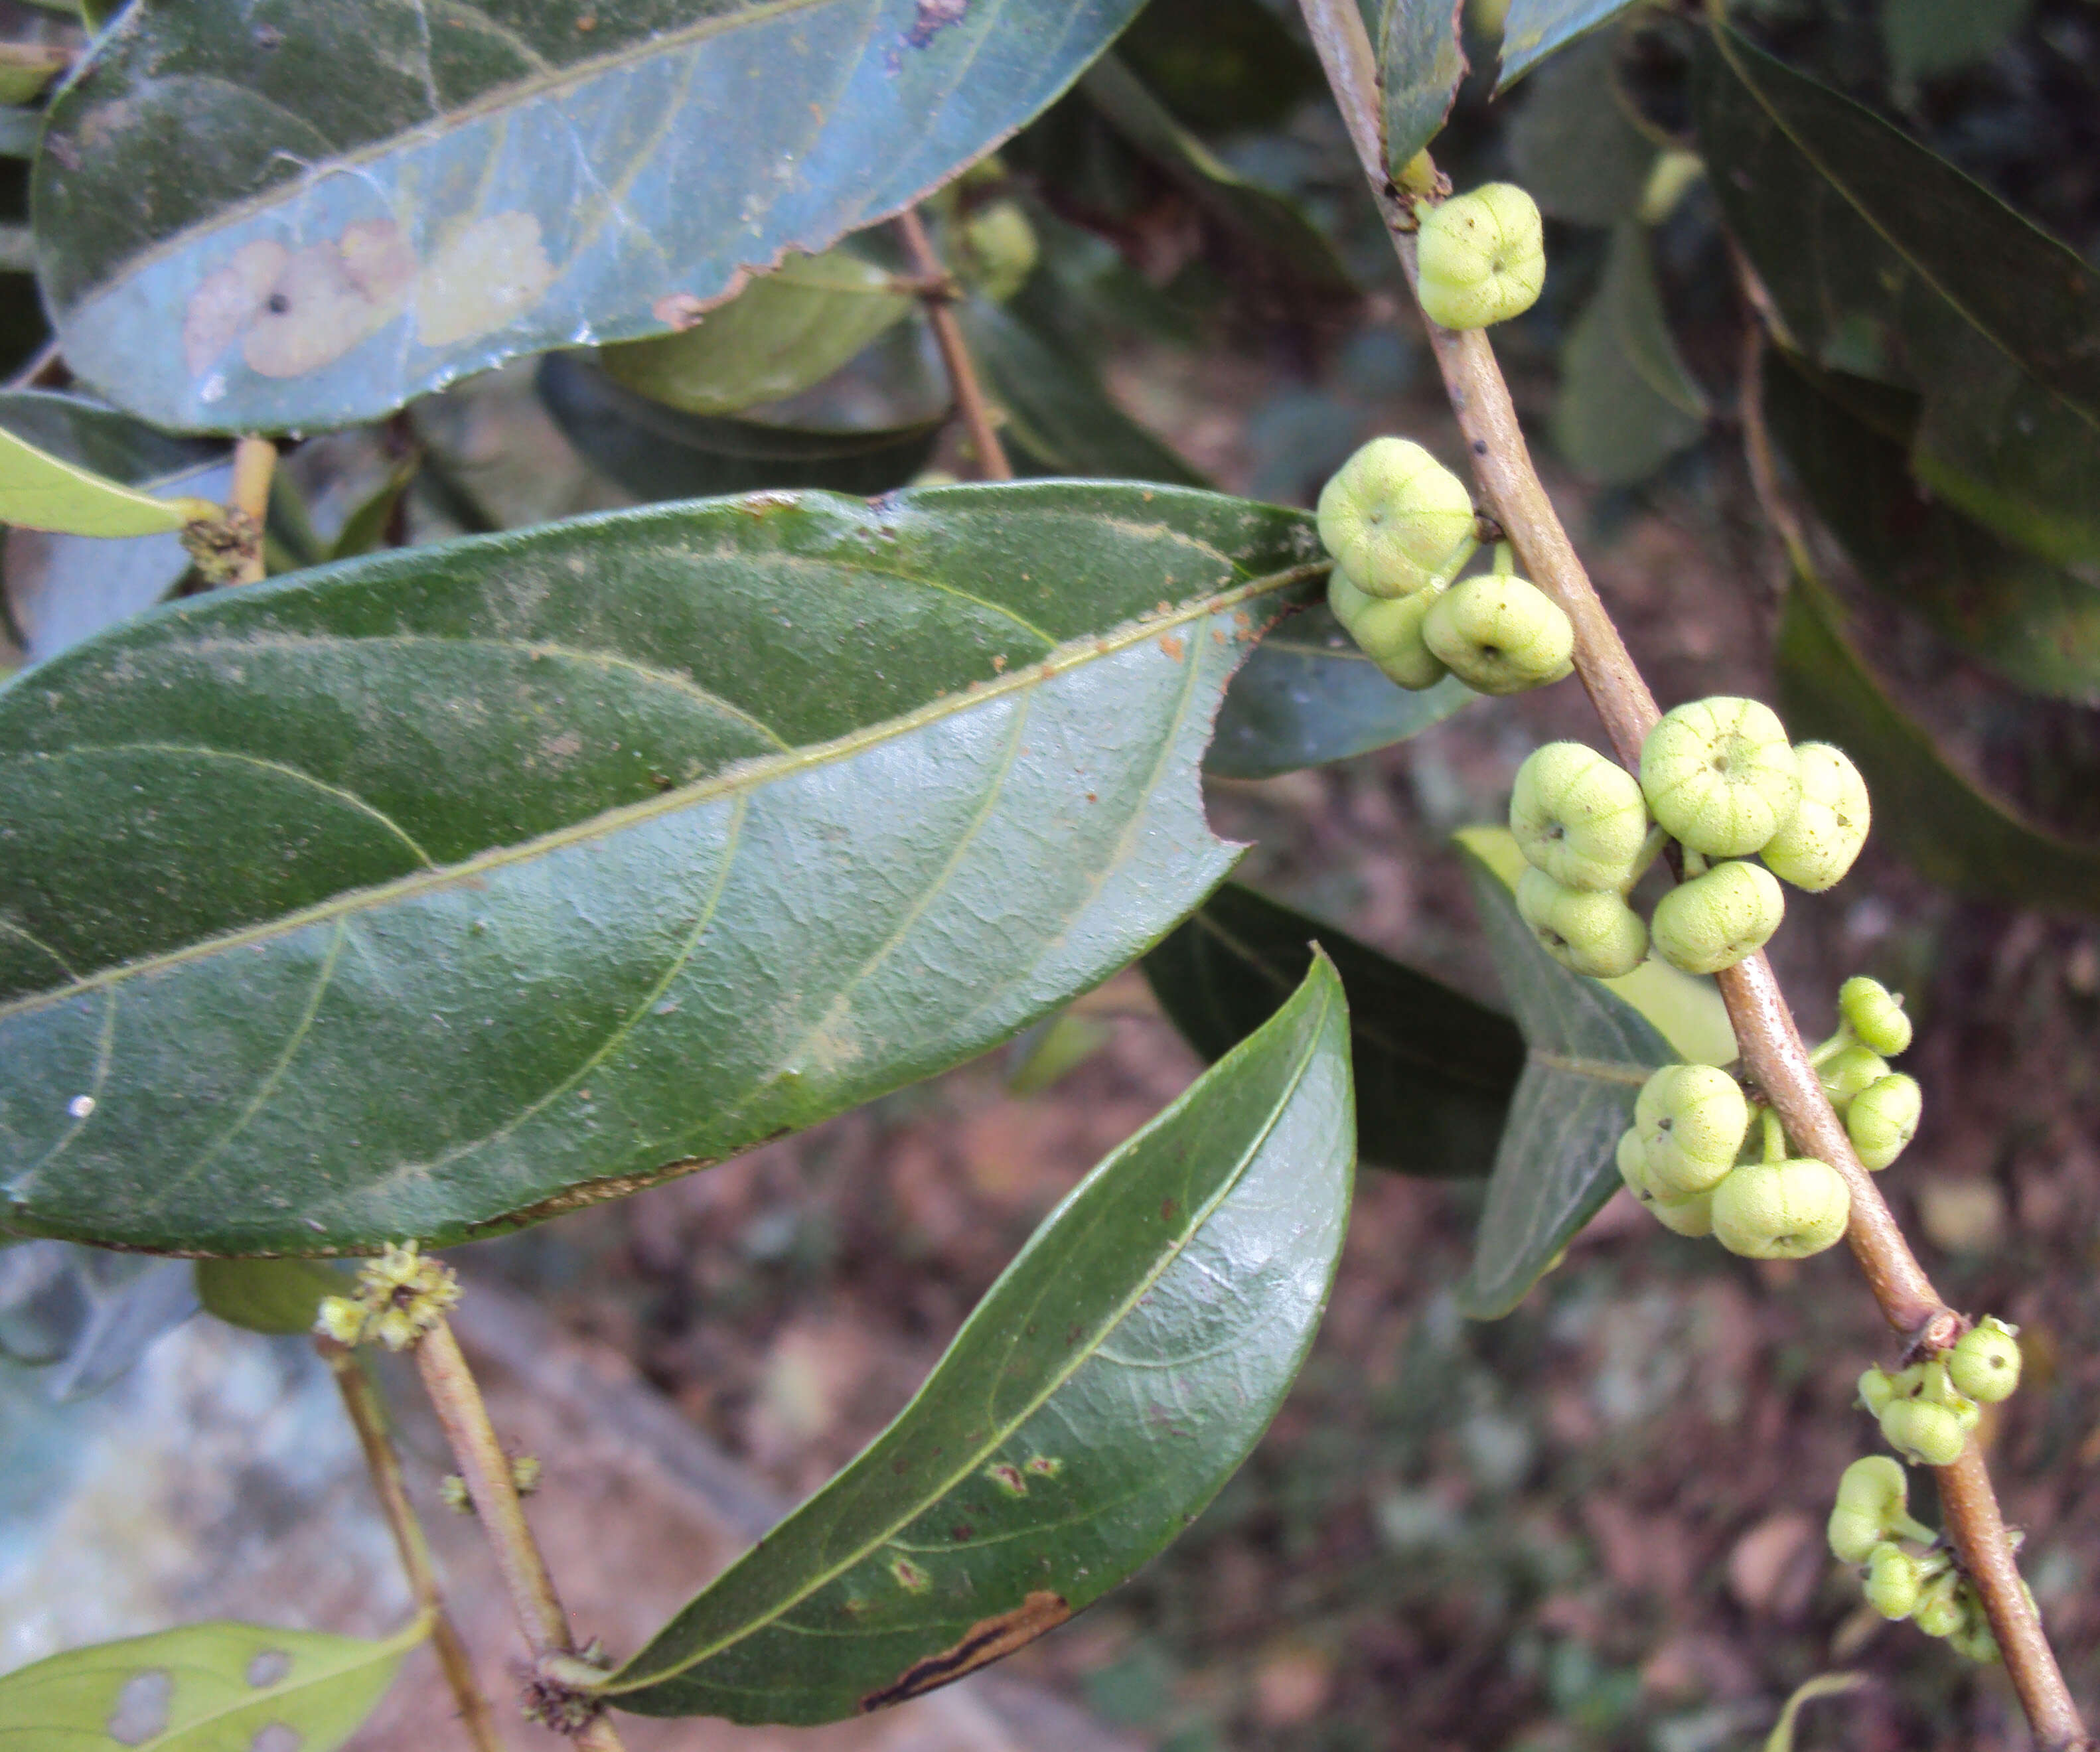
[
  {"xmin": 416, "ymin": 1318, "xmax": 629, "ymax": 1752},
  {"xmin": 1297, "ymin": 1, "xmax": 2087, "ymax": 1743},
  {"xmin": 227, "ymin": 436, "xmax": 276, "ymax": 585},
  {"xmin": 321, "ymin": 1338, "xmax": 505, "ymax": 1752},
  {"xmin": 891, "ymin": 207, "xmax": 1013, "ymax": 481}
]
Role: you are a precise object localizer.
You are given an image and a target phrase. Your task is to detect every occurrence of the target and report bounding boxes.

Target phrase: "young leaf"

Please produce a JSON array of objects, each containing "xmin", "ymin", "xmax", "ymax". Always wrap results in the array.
[
  {"xmin": 1763, "ymin": 350, "xmax": 2100, "ymax": 703},
  {"xmin": 0, "ymin": 421, "xmax": 215, "ymax": 538},
  {"xmin": 960, "ymin": 297, "xmax": 1209, "ymax": 484},
  {"xmin": 36, "ymin": 0, "xmax": 1150, "ymax": 434},
  {"xmin": 0, "ymin": 1615, "xmax": 427, "ymax": 1751},
  {"xmin": 1696, "ymin": 25, "xmax": 2100, "ymax": 566},
  {"xmin": 1080, "ymin": 58, "xmax": 1353, "ymax": 294},
  {"xmin": 604, "ymin": 955, "xmax": 1353, "ymax": 1722},
  {"xmin": 598, "ymin": 244, "xmax": 917, "ymax": 419},
  {"xmin": 1205, "ymin": 601, "xmax": 1474, "ymax": 780},
  {"xmin": 1142, "ymin": 881, "xmax": 1521, "ymax": 1177},
  {"xmin": 537, "ymin": 352, "xmax": 946, "ymax": 503},
  {"xmin": 1507, "ymin": 32, "xmax": 1658, "ymax": 228},
  {"xmin": 323, "ymin": 455, "xmax": 420, "ymax": 563},
  {"xmin": 194, "ymin": 1256, "xmax": 348, "ymax": 1336},
  {"xmin": 1552, "ymin": 223, "xmax": 1707, "ymax": 487},
  {"xmin": 0, "ymin": 484, "xmax": 1325, "ymax": 1254},
  {"xmin": 1377, "ymin": 0, "xmax": 1467, "ymax": 177},
  {"xmin": 1454, "ymin": 828, "xmax": 1693, "ymax": 1319},
  {"xmin": 0, "ymin": 43, "xmax": 68, "ymax": 108},
  {"xmin": 1762, "ymin": 1672, "xmax": 1868, "ymax": 1752},
  {"xmin": 1777, "ymin": 575, "xmax": 2100, "ymax": 913},
  {"xmin": 1497, "ymin": 0, "xmax": 1647, "ymax": 90}
]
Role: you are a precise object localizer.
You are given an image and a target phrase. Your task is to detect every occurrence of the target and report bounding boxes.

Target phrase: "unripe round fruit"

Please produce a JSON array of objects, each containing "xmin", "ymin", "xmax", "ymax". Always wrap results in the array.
[
  {"xmin": 1315, "ymin": 438, "xmax": 1478, "ymax": 598},
  {"xmin": 1416, "ymin": 183, "xmax": 1547, "ymax": 330},
  {"xmin": 1509, "ymin": 742, "xmax": 1651, "ymax": 892},
  {"xmin": 1880, "ymin": 1396, "xmax": 1967, "ymax": 1467},
  {"xmin": 1633, "ymin": 1063, "xmax": 1750, "ymax": 1197},
  {"xmin": 1912, "ymin": 1571, "xmax": 1964, "ymax": 1638},
  {"xmin": 1828, "ymin": 1455, "xmax": 1910, "ymax": 1564},
  {"xmin": 1616, "ymin": 1126, "xmax": 1655, "ymax": 1204},
  {"xmin": 1639, "ymin": 697, "xmax": 1801, "ymax": 859},
  {"xmin": 1647, "ymin": 1186, "xmax": 1716, "ymax": 1238},
  {"xmin": 1710, "ymin": 1156, "xmax": 1850, "ymax": 1259},
  {"xmin": 1947, "ymin": 1317, "xmax": 2022, "ymax": 1404},
  {"xmin": 1858, "ymin": 1365, "xmax": 1900, "ymax": 1418},
  {"xmin": 1863, "ymin": 1543, "xmax": 1924, "ymax": 1619},
  {"xmin": 1329, "ymin": 571, "xmax": 1450, "ymax": 690},
  {"xmin": 1422, "ymin": 573, "xmax": 1575, "ymax": 695},
  {"xmin": 1760, "ymin": 741, "xmax": 1870, "ymax": 892},
  {"xmin": 958, "ymin": 199, "xmax": 1040, "ymax": 303},
  {"xmin": 1838, "ymin": 975, "xmax": 1912, "ymax": 1057},
  {"xmin": 1820, "ymin": 1044, "xmax": 1890, "ymax": 1110},
  {"xmin": 1847, "ymin": 1073, "xmax": 1921, "ymax": 1171},
  {"xmin": 1515, "ymin": 867, "xmax": 1649, "ymax": 978},
  {"xmin": 1649, "ymin": 860, "xmax": 1787, "ymax": 976}
]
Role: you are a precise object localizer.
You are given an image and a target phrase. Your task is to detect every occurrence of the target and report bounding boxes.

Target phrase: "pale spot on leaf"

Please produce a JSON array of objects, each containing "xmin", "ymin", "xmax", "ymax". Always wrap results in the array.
[
  {"xmin": 106, "ymin": 1668, "xmax": 172, "ymax": 1745},
  {"xmin": 245, "ymin": 1649, "xmax": 293, "ymax": 1688},
  {"xmin": 415, "ymin": 213, "xmax": 554, "ymax": 348},
  {"xmin": 250, "ymin": 1723, "xmax": 301, "ymax": 1752},
  {"xmin": 184, "ymin": 221, "xmax": 415, "ymax": 380}
]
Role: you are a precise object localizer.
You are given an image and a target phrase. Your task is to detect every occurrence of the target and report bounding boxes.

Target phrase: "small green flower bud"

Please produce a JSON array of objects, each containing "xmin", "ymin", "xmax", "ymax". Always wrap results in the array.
[
  {"xmin": 1760, "ymin": 742, "xmax": 1870, "ymax": 892},
  {"xmin": 1649, "ymin": 860, "xmax": 1787, "ymax": 976},
  {"xmin": 1828, "ymin": 1455, "xmax": 1910, "ymax": 1564},
  {"xmin": 1912, "ymin": 1571, "xmax": 1964, "ymax": 1638},
  {"xmin": 1858, "ymin": 1366, "xmax": 1900, "ymax": 1418},
  {"xmin": 1416, "ymin": 183, "xmax": 1547, "ymax": 330},
  {"xmin": 1634, "ymin": 1063, "xmax": 1751, "ymax": 1197},
  {"xmin": 1710, "ymin": 1156, "xmax": 1850, "ymax": 1259},
  {"xmin": 1639, "ymin": 697, "xmax": 1802, "ymax": 859},
  {"xmin": 1947, "ymin": 1317, "xmax": 2022, "ymax": 1404},
  {"xmin": 1316, "ymin": 437, "xmax": 1477, "ymax": 598},
  {"xmin": 1330, "ymin": 571, "xmax": 1450, "ymax": 690},
  {"xmin": 1847, "ymin": 1073, "xmax": 1921, "ymax": 1171},
  {"xmin": 1863, "ymin": 1542, "xmax": 1924, "ymax": 1619},
  {"xmin": 1422, "ymin": 574, "xmax": 1575, "ymax": 695},
  {"xmin": 1949, "ymin": 1607, "xmax": 2002, "ymax": 1665},
  {"xmin": 1510, "ymin": 742, "xmax": 1651, "ymax": 892},
  {"xmin": 1515, "ymin": 866, "xmax": 1649, "ymax": 978},
  {"xmin": 1838, "ymin": 976, "xmax": 1912, "ymax": 1057},
  {"xmin": 1820, "ymin": 1044, "xmax": 1891, "ymax": 1110},
  {"xmin": 315, "ymin": 1294, "xmax": 367, "ymax": 1347},
  {"xmin": 1880, "ymin": 1396, "xmax": 1968, "ymax": 1467}
]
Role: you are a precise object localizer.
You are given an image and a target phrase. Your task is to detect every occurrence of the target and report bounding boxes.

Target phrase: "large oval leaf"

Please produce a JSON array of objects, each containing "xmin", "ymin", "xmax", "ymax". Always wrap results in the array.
[
  {"xmin": 1453, "ymin": 827, "xmax": 1729, "ymax": 1319},
  {"xmin": 605, "ymin": 954, "xmax": 1353, "ymax": 1722},
  {"xmin": 1142, "ymin": 881, "xmax": 1520, "ymax": 1175},
  {"xmin": 1497, "ymin": 0, "xmax": 1645, "ymax": 89},
  {"xmin": 1695, "ymin": 25, "xmax": 2100, "ymax": 567},
  {"xmin": 34, "ymin": 0, "xmax": 1149, "ymax": 434},
  {"xmin": 0, "ymin": 1616, "xmax": 425, "ymax": 1751},
  {"xmin": 1204, "ymin": 601, "xmax": 1473, "ymax": 780},
  {"xmin": 0, "ymin": 484, "xmax": 1325, "ymax": 1255},
  {"xmin": 1380, "ymin": 0, "xmax": 1467, "ymax": 173}
]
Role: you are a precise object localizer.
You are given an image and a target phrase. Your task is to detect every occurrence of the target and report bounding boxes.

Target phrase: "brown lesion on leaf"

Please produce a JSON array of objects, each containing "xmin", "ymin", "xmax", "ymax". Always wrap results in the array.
[
  {"xmin": 905, "ymin": 0, "xmax": 968, "ymax": 48},
  {"xmin": 859, "ymin": 1591, "xmax": 1071, "ymax": 1712}
]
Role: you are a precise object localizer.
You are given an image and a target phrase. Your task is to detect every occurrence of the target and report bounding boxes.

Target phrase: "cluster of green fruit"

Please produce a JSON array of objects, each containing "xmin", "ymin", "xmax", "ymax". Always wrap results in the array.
[
  {"xmin": 1614, "ymin": 976, "xmax": 1920, "ymax": 1258},
  {"xmin": 1860, "ymin": 1317, "xmax": 2022, "ymax": 1466},
  {"xmin": 1507, "ymin": 701, "xmax": 1869, "ymax": 982},
  {"xmin": 1826, "ymin": 1455, "xmax": 2014, "ymax": 1662}
]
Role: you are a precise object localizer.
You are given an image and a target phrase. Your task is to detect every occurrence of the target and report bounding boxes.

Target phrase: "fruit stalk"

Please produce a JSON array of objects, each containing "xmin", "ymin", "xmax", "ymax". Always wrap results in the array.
[{"xmin": 893, "ymin": 206, "xmax": 1013, "ymax": 482}]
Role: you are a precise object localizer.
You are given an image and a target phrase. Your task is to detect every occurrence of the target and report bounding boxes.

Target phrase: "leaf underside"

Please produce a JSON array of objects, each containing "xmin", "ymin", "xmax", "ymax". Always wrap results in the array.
[
  {"xmin": 35, "ymin": 0, "xmax": 1148, "ymax": 433},
  {"xmin": 1498, "ymin": 0, "xmax": 1646, "ymax": 90},
  {"xmin": 1452, "ymin": 830, "xmax": 1675, "ymax": 1319},
  {"xmin": 0, "ymin": 483, "xmax": 1323, "ymax": 1254},
  {"xmin": 607, "ymin": 955, "xmax": 1354, "ymax": 1722}
]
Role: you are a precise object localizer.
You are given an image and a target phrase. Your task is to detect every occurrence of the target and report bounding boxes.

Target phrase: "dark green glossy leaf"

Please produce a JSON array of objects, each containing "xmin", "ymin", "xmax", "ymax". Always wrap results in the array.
[
  {"xmin": 34, "ymin": 0, "xmax": 1149, "ymax": 433},
  {"xmin": 960, "ymin": 296, "xmax": 1207, "ymax": 484},
  {"xmin": 1763, "ymin": 350, "xmax": 2100, "ymax": 703},
  {"xmin": 1508, "ymin": 33, "xmax": 1657, "ymax": 228},
  {"xmin": 1776, "ymin": 575, "xmax": 2100, "ymax": 913},
  {"xmin": 1379, "ymin": 0, "xmax": 1467, "ymax": 174},
  {"xmin": 1882, "ymin": 0, "xmax": 2030, "ymax": 84},
  {"xmin": 0, "ymin": 393, "xmax": 230, "ymax": 664},
  {"xmin": 0, "ymin": 1615, "xmax": 425, "ymax": 1751},
  {"xmin": 606, "ymin": 956, "xmax": 1353, "ymax": 1722},
  {"xmin": 1696, "ymin": 25, "xmax": 2100, "ymax": 566},
  {"xmin": 598, "ymin": 243, "xmax": 916, "ymax": 419},
  {"xmin": 1552, "ymin": 223, "xmax": 1706, "ymax": 486},
  {"xmin": 1497, "ymin": 0, "xmax": 1644, "ymax": 89},
  {"xmin": 1081, "ymin": 58, "xmax": 1354, "ymax": 294},
  {"xmin": 0, "ymin": 483, "xmax": 1325, "ymax": 1254},
  {"xmin": 1114, "ymin": 0, "xmax": 1323, "ymax": 133},
  {"xmin": 1205, "ymin": 601, "xmax": 1473, "ymax": 779},
  {"xmin": 194, "ymin": 1256, "xmax": 346, "ymax": 1335},
  {"xmin": 1142, "ymin": 881, "xmax": 1520, "ymax": 1175},
  {"xmin": 1454, "ymin": 828, "xmax": 1723, "ymax": 1319},
  {"xmin": 537, "ymin": 352, "xmax": 944, "ymax": 502}
]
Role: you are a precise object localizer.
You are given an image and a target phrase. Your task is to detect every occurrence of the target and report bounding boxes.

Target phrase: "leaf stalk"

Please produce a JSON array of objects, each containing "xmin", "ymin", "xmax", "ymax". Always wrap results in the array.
[{"xmin": 893, "ymin": 207, "xmax": 1013, "ymax": 481}]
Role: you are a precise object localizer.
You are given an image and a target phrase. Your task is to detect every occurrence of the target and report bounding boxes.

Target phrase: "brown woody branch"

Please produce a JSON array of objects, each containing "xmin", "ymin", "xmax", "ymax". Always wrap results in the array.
[
  {"xmin": 1296, "ymin": 1, "xmax": 2086, "ymax": 1743},
  {"xmin": 892, "ymin": 206, "xmax": 1013, "ymax": 481}
]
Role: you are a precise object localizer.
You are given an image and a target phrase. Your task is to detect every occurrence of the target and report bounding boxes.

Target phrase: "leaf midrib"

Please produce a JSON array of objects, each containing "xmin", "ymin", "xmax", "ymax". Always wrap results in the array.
[
  {"xmin": 605, "ymin": 974, "xmax": 1332, "ymax": 1694},
  {"xmin": 0, "ymin": 564, "xmax": 1318, "ymax": 1027}
]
